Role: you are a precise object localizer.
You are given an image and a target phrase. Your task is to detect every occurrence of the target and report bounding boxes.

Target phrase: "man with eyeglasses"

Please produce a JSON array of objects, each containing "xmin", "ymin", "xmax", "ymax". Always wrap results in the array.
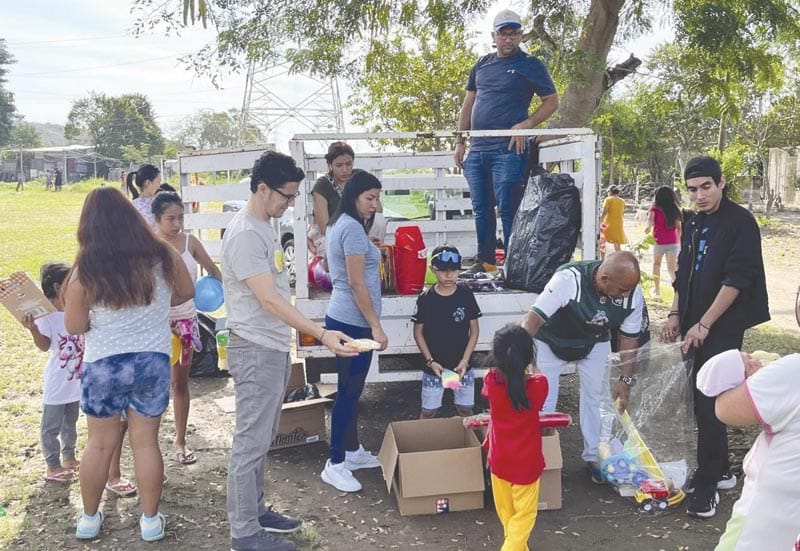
[
  {"xmin": 455, "ymin": 9, "xmax": 559, "ymax": 273},
  {"xmin": 221, "ymin": 150, "xmax": 357, "ymax": 551}
]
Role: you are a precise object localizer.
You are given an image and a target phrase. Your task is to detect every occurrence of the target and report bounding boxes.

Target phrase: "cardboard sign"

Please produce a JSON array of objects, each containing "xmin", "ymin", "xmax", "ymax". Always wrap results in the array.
[{"xmin": 0, "ymin": 272, "xmax": 56, "ymax": 323}]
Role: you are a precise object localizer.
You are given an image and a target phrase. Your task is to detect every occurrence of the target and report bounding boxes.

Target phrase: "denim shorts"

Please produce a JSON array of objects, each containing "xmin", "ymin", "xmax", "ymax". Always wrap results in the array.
[
  {"xmin": 653, "ymin": 243, "xmax": 679, "ymax": 256},
  {"xmin": 81, "ymin": 352, "xmax": 171, "ymax": 418},
  {"xmin": 421, "ymin": 369, "xmax": 475, "ymax": 412}
]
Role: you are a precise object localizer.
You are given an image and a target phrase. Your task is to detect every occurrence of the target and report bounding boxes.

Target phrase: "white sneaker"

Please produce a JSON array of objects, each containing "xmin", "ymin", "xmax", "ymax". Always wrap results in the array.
[
  {"xmin": 321, "ymin": 459, "xmax": 362, "ymax": 492},
  {"xmin": 344, "ymin": 445, "xmax": 382, "ymax": 471}
]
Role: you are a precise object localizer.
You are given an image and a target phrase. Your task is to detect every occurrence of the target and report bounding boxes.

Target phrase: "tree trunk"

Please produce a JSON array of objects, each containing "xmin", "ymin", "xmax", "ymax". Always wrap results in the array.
[{"xmin": 550, "ymin": 0, "xmax": 626, "ymax": 129}]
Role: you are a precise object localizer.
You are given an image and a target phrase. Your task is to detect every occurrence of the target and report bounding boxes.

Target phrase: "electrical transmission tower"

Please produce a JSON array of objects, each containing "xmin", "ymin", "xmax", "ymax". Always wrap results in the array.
[{"xmin": 238, "ymin": 60, "xmax": 345, "ymax": 144}]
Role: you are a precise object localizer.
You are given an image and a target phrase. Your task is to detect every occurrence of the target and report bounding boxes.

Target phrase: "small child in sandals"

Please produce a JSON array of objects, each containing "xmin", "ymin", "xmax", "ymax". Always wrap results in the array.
[{"xmin": 22, "ymin": 262, "xmax": 83, "ymax": 483}]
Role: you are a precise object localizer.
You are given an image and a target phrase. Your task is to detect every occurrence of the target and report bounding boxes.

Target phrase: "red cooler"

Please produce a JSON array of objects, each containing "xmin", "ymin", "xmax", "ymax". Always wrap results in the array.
[{"xmin": 394, "ymin": 226, "xmax": 427, "ymax": 295}]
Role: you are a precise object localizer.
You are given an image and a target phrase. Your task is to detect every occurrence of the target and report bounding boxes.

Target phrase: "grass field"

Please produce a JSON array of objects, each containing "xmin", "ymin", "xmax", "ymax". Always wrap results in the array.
[{"xmin": 1, "ymin": 182, "xmax": 799, "ymax": 547}]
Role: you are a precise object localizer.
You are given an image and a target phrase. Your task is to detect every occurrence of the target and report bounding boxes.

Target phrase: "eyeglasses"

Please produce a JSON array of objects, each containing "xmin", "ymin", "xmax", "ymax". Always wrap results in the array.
[
  {"xmin": 273, "ymin": 188, "xmax": 301, "ymax": 203},
  {"xmin": 432, "ymin": 250, "xmax": 462, "ymax": 264},
  {"xmin": 495, "ymin": 30, "xmax": 522, "ymax": 40}
]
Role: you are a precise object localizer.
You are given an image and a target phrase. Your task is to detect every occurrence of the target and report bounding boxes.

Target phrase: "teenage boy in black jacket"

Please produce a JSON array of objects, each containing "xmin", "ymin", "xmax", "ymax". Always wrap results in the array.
[{"xmin": 663, "ymin": 156, "xmax": 770, "ymax": 519}]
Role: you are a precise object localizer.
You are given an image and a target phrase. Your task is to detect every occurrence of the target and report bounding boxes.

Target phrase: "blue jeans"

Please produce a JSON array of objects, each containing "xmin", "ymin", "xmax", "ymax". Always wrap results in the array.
[
  {"xmin": 325, "ymin": 315, "xmax": 373, "ymax": 464},
  {"xmin": 463, "ymin": 147, "xmax": 527, "ymax": 264}
]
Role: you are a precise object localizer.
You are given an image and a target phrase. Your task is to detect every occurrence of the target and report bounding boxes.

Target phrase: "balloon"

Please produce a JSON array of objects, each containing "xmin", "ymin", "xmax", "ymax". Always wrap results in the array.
[
  {"xmin": 194, "ymin": 276, "xmax": 224, "ymax": 312},
  {"xmin": 308, "ymin": 256, "xmax": 332, "ymax": 291}
]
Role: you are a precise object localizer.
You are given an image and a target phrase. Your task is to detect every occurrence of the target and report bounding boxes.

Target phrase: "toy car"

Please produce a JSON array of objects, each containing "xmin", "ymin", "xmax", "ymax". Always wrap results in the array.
[{"xmin": 634, "ymin": 479, "xmax": 670, "ymax": 512}]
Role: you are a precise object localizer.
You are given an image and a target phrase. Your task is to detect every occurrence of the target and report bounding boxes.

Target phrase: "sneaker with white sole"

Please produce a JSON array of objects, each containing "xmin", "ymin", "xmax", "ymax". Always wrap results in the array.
[
  {"xmin": 140, "ymin": 512, "xmax": 166, "ymax": 542},
  {"xmin": 76, "ymin": 510, "xmax": 104, "ymax": 540},
  {"xmin": 258, "ymin": 506, "xmax": 302, "ymax": 533},
  {"xmin": 321, "ymin": 459, "xmax": 362, "ymax": 492},
  {"xmin": 716, "ymin": 471, "xmax": 737, "ymax": 490},
  {"xmin": 344, "ymin": 445, "xmax": 382, "ymax": 471},
  {"xmin": 685, "ymin": 469, "xmax": 737, "ymax": 494},
  {"xmin": 687, "ymin": 488, "xmax": 719, "ymax": 519}
]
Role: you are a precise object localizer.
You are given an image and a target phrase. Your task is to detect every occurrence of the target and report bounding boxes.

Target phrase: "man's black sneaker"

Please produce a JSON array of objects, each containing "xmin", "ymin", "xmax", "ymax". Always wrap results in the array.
[
  {"xmin": 686, "ymin": 489, "xmax": 719, "ymax": 519},
  {"xmin": 231, "ymin": 530, "xmax": 296, "ymax": 551},
  {"xmin": 258, "ymin": 507, "xmax": 302, "ymax": 533},
  {"xmin": 716, "ymin": 471, "xmax": 737, "ymax": 490},
  {"xmin": 685, "ymin": 470, "xmax": 737, "ymax": 494}
]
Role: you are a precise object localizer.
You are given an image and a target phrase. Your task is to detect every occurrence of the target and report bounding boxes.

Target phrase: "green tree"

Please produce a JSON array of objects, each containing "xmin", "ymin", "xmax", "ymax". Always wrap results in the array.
[
  {"xmin": 170, "ymin": 108, "xmax": 262, "ymax": 149},
  {"xmin": 133, "ymin": 0, "xmax": 651, "ymax": 129},
  {"xmin": 672, "ymin": 0, "xmax": 800, "ymax": 151},
  {"xmin": 347, "ymin": 26, "xmax": 476, "ymax": 150},
  {"xmin": 0, "ymin": 38, "xmax": 17, "ymax": 146},
  {"xmin": 10, "ymin": 122, "xmax": 42, "ymax": 148},
  {"xmin": 65, "ymin": 93, "xmax": 165, "ymax": 162}
]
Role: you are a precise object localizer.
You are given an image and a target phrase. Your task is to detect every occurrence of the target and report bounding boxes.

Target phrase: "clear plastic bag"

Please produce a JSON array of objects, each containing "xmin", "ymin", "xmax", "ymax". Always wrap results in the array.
[{"xmin": 598, "ymin": 342, "xmax": 695, "ymax": 510}]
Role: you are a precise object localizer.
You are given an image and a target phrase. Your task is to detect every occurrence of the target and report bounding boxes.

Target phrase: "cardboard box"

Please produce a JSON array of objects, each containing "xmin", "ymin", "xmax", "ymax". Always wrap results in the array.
[
  {"xmin": 537, "ymin": 431, "xmax": 563, "ymax": 510},
  {"xmin": 378, "ymin": 417, "xmax": 485, "ymax": 516},
  {"xmin": 271, "ymin": 363, "xmax": 333, "ymax": 450}
]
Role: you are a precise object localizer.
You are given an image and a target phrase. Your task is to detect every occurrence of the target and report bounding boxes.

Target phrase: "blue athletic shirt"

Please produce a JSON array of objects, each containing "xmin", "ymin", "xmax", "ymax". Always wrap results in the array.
[{"xmin": 467, "ymin": 49, "xmax": 556, "ymax": 151}]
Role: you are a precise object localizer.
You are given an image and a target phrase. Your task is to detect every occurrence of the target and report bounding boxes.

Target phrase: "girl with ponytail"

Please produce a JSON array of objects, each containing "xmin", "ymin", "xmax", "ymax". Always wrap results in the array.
[
  {"xmin": 482, "ymin": 323, "xmax": 549, "ymax": 550},
  {"xmin": 126, "ymin": 164, "xmax": 162, "ymax": 229}
]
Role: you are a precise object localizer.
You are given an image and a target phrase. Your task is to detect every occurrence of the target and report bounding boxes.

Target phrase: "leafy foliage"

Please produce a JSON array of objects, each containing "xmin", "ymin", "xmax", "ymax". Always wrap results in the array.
[
  {"xmin": 348, "ymin": 26, "xmax": 476, "ymax": 151},
  {"xmin": 10, "ymin": 123, "xmax": 42, "ymax": 148},
  {"xmin": 65, "ymin": 93, "xmax": 165, "ymax": 162},
  {"xmin": 169, "ymin": 108, "xmax": 262, "ymax": 149},
  {"xmin": 0, "ymin": 38, "xmax": 17, "ymax": 147}
]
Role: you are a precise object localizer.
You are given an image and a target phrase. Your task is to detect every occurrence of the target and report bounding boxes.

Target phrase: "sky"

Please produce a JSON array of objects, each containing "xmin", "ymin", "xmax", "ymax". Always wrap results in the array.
[{"xmin": 3, "ymin": 0, "xmax": 673, "ymax": 152}]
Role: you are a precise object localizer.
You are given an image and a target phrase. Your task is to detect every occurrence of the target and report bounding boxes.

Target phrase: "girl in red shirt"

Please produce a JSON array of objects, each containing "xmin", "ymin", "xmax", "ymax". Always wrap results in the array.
[{"xmin": 482, "ymin": 324, "xmax": 549, "ymax": 551}]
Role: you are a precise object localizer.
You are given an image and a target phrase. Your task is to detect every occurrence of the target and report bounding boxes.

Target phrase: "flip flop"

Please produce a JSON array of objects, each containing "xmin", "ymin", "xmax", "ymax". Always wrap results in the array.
[
  {"xmin": 105, "ymin": 478, "xmax": 138, "ymax": 497},
  {"xmin": 44, "ymin": 469, "xmax": 77, "ymax": 483},
  {"xmin": 174, "ymin": 449, "xmax": 197, "ymax": 465}
]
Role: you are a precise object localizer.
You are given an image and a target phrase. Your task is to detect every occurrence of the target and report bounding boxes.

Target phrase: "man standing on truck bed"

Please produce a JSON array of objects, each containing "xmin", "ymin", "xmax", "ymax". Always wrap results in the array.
[{"xmin": 454, "ymin": 8, "xmax": 559, "ymax": 273}]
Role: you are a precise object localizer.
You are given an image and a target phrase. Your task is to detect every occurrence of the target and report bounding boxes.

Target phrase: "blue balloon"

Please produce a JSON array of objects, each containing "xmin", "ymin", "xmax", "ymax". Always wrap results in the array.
[{"xmin": 194, "ymin": 276, "xmax": 224, "ymax": 312}]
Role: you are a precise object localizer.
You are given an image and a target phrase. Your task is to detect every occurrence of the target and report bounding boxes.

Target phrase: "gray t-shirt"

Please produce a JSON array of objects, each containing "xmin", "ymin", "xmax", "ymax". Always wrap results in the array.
[
  {"xmin": 326, "ymin": 213, "xmax": 382, "ymax": 328},
  {"xmin": 221, "ymin": 209, "xmax": 291, "ymax": 351}
]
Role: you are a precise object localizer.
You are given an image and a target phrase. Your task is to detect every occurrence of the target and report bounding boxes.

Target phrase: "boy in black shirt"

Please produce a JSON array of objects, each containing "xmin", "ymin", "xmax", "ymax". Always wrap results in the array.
[{"xmin": 412, "ymin": 246, "xmax": 482, "ymax": 418}]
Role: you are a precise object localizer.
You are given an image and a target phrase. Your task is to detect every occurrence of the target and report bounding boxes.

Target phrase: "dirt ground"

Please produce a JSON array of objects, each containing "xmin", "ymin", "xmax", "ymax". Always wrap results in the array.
[{"xmin": 9, "ymin": 208, "xmax": 800, "ymax": 551}]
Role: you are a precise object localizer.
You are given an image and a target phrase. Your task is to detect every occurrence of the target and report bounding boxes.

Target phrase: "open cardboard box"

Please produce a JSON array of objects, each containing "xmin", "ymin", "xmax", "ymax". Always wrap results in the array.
[
  {"xmin": 271, "ymin": 363, "xmax": 333, "ymax": 450},
  {"xmin": 537, "ymin": 430, "xmax": 563, "ymax": 510},
  {"xmin": 378, "ymin": 417, "xmax": 485, "ymax": 516}
]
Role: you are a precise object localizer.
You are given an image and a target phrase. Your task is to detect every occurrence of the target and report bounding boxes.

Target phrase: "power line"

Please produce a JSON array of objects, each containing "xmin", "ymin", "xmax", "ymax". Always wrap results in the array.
[
  {"xmin": 6, "ymin": 35, "xmax": 122, "ymax": 47},
  {"xmin": 12, "ymin": 53, "xmax": 191, "ymax": 77}
]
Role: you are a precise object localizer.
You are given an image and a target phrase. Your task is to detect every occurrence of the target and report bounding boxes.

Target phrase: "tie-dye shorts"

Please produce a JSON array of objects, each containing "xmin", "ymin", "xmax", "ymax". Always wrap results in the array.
[{"xmin": 81, "ymin": 352, "xmax": 170, "ymax": 418}]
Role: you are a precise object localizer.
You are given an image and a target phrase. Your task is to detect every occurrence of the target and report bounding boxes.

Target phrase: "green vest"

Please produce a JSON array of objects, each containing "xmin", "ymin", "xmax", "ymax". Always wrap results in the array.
[{"xmin": 534, "ymin": 260, "xmax": 637, "ymax": 360}]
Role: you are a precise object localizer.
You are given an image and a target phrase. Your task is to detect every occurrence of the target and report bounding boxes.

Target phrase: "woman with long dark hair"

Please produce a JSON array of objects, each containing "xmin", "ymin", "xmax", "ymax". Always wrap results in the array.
[
  {"xmin": 645, "ymin": 186, "xmax": 682, "ymax": 300},
  {"xmin": 65, "ymin": 187, "xmax": 194, "ymax": 542},
  {"xmin": 320, "ymin": 171, "xmax": 388, "ymax": 493}
]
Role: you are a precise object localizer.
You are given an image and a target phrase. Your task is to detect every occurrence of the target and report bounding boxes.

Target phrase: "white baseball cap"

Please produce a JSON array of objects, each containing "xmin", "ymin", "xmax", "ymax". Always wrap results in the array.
[{"xmin": 493, "ymin": 9, "xmax": 522, "ymax": 32}]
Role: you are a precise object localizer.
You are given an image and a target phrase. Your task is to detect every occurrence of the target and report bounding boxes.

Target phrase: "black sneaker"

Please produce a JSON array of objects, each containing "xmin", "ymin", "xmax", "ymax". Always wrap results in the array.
[
  {"xmin": 717, "ymin": 471, "xmax": 737, "ymax": 490},
  {"xmin": 686, "ymin": 488, "xmax": 719, "ymax": 519},
  {"xmin": 465, "ymin": 261, "xmax": 497, "ymax": 274},
  {"xmin": 258, "ymin": 506, "xmax": 302, "ymax": 534},
  {"xmin": 231, "ymin": 530, "xmax": 296, "ymax": 551},
  {"xmin": 685, "ymin": 470, "xmax": 737, "ymax": 494}
]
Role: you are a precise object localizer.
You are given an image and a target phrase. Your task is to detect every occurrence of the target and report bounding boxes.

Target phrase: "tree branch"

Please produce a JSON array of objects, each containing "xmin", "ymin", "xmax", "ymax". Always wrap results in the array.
[
  {"xmin": 603, "ymin": 54, "xmax": 642, "ymax": 92},
  {"xmin": 529, "ymin": 14, "xmax": 558, "ymax": 55}
]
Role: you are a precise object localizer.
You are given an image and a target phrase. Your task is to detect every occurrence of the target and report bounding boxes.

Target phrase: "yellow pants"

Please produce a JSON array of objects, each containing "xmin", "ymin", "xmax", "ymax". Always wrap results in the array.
[{"xmin": 491, "ymin": 474, "xmax": 540, "ymax": 551}]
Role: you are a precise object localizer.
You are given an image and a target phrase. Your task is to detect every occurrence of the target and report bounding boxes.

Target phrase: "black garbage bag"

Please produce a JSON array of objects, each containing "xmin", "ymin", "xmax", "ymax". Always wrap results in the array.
[
  {"xmin": 505, "ymin": 171, "xmax": 581, "ymax": 292},
  {"xmin": 189, "ymin": 313, "xmax": 229, "ymax": 378},
  {"xmin": 285, "ymin": 383, "xmax": 322, "ymax": 403}
]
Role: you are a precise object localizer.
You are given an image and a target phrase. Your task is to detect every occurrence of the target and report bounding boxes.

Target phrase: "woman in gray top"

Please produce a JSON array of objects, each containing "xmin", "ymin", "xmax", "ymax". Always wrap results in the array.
[{"xmin": 320, "ymin": 171, "xmax": 388, "ymax": 493}]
